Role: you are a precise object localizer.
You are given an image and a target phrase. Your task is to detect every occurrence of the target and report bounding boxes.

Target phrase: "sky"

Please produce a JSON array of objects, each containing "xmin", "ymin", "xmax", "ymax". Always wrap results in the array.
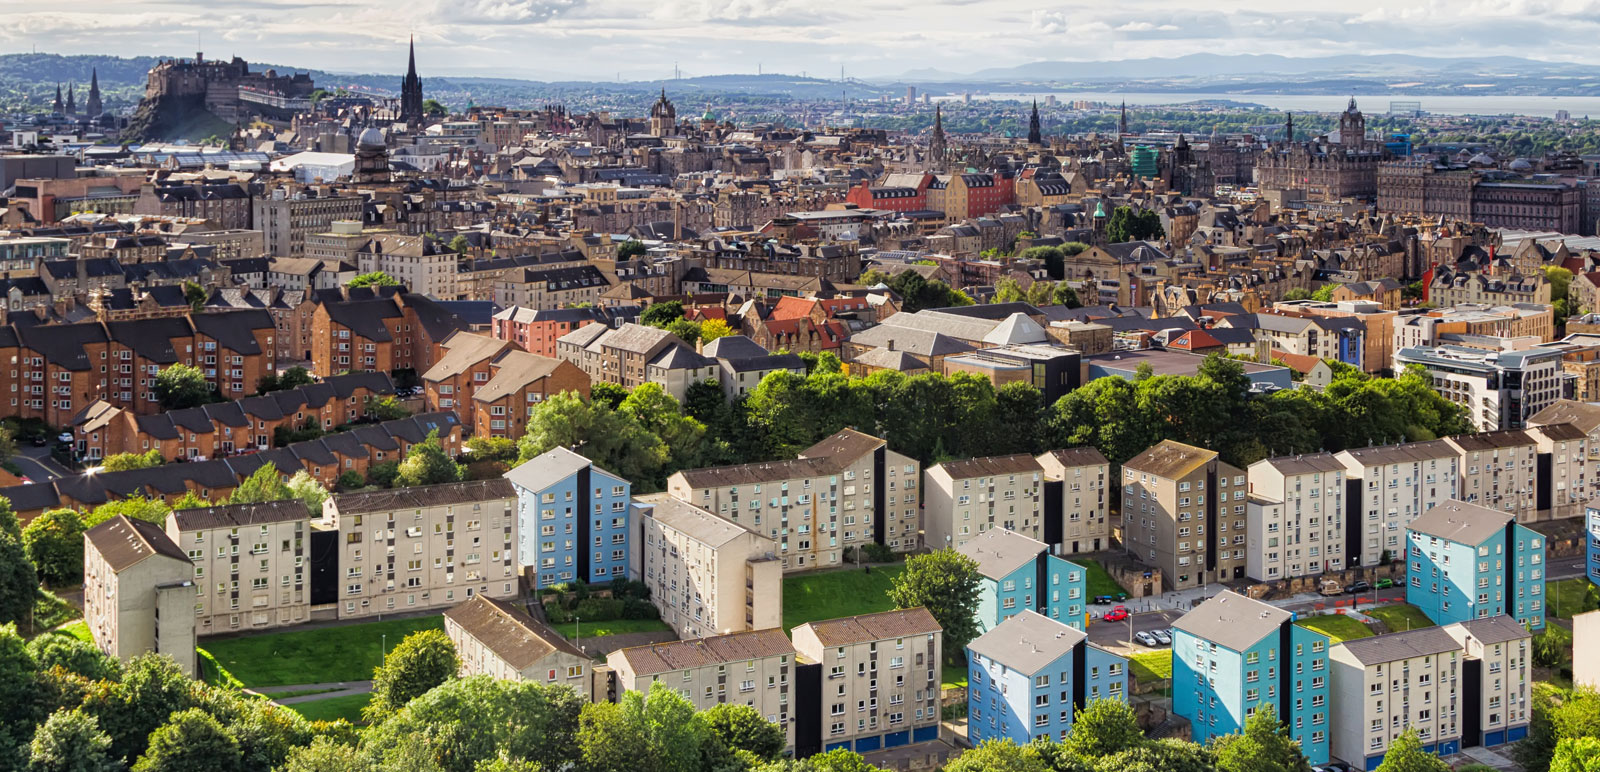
[{"xmin": 4, "ymin": 0, "xmax": 1600, "ymax": 81}]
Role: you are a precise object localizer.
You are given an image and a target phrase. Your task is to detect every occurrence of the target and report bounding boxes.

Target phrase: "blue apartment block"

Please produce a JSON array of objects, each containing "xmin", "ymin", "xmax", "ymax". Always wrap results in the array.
[
  {"xmin": 958, "ymin": 527, "xmax": 1087, "ymax": 632},
  {"xmin": 504, "ymin": 447, "xmax": 631, "ymax": 589},
  {"xmin": 1405, "ymin": 500, "xmax": 1544, "ymax": 631},
  {"xmin": 1587, "ymin": 507, "xmax": 1600, "ymax": 589},
  {"xmin": 967, "ymin": 610, "xmax": 1127, "ymax": 746},
  {"xmin": 1172, "ymin": 590, "xmax": 1331, "ymax": 765}
]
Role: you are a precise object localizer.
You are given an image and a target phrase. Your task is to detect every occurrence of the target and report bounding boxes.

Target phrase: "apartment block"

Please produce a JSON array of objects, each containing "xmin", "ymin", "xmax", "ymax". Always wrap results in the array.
[
  {"xmin": 1445, "ymin": 431, "xmax": 1539, "ymax": 522},
  {"xmin": 320, "ymin": 479, "xmax": 520, "ymax": 619},
  {"xmin": 1336, "ymin": 441, "xmax": 1461, "ymax": 568},
  {"xmin": 1172, "ymin": 591, "xmax": 1331, "ymax": 765},
  {"xmin": 1405, "ymin": 500, "xmax": 1545, "ymax": 631},
  {"xmin": 444, "ymin": 595, "xmax": 594, "ymax": 699},
  {"xmin": 1528, "ymin": 422, "xmax": 1591, "ymax": 521},
  {"xmin": 164, "ymin": 500, "xmax": 310, "ymax": 635},
  {"xmin": 791, "ymin": 608, "xmax": 943, "ymax": 755},
  {"xmin": 1441, "ymin": 616, "xmax": 1532, "ymax": 749},
  {"xmin": 1329, "ymin": 627, "xmax": 1463, "ymax": 770},
  {"xmin": 1121, "ymin": 440, "xmax": 1248, "ymax": 590},
  {"xmin": 1589, "ymin": 507, "xmax": 1600, "ymax": 588},
  {"xmin": 632, "ymin": 494, "xmax": 782, "ymax": 640},
  {"xmin": 607, "ymin": 629, "xmax": 798, "ymax": 748},
  {"xmin": 967, "ymin": 610, "xmax": 1127, "ymax": 746},
  {"xmin": 83, "ymin": 516, "xmax": 197, "ymax": 676},
  {"xmin": 504, "ymin": 447, "xmax": 631, "ymax": 589},
  {"xmin": 1037, "ymin": 447, "xmax": 1111, "ymax": 554},
  {"xmin": 667, "ymin": 429, "xmax": 921, "ymax": 571},
  {"xmin": 923, "ymin": 454, "xmax": 1043, "ymax": 551},
  {"xmin": 252, "ymin": 189, "xmax": 364, "ymax": 257},
  {"xmin": 1395, "ymin": 345, "xmax": 1564, "ymax": 432},
  {"xmin": 959, "ymin": 527, "xmax": 1087, "ymax": 633},
  {"xmin": 1246, "ymin": 453, "xmax": 1347, "ymax": 581}
]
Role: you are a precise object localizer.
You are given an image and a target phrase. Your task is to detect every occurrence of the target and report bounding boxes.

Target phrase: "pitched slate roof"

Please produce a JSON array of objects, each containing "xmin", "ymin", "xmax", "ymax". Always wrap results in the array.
[
  {"xmin": 611, "ymin": 628, "xmax": 796, "ymax": 676},
  {"xmin": 1337, "ymin": 626, "xmax": 1461, "ymax": 666},
  {"xmin": 968, "ymin": 610, "xmax": 1086, "ymax": 675},
  {"xmin": 85, "ymin": 515, "xmax": 189, "ymax": 571},
  {"xmin": 1172, "ymin": 590, "xmax": 1292, "ymax": 652},
  {"xmin": 1407, "ymin": 500, "xmax": 1514, "ymax": 545},
  {"xmin": 798, "ymin": 607, "xmax": 941, "ymax": 646},
  {"xmin": 445, "ymin": 595, "xmax": 587, "ymax": 670}
]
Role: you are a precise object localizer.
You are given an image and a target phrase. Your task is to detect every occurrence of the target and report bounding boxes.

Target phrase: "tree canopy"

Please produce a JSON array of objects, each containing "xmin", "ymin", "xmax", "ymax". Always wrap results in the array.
[
  {"xmin": 888, "ymin": 548, "xmax": 981, "ymax": 661},
  {"xmin": 153, "ymin": 365, "xmax": 216, "ymax": 411},
  {"xmin": 348, "ymin": 272, "xmax": 401, "ymax": 288}
]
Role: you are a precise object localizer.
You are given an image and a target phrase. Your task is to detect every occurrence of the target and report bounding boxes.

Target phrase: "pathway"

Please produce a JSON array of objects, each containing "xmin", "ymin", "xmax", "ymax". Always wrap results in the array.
[{"xmin": 252, "ymin": 680, "xmax": 373, "ymax": 706}]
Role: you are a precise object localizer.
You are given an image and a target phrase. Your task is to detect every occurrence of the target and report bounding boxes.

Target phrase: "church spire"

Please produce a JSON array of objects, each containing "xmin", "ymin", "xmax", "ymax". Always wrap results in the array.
[
  {"xmin": 399, "ymin": 35, "xmax": 425, "ymax": 126},
  {"xmin": 52, "ymin": 84, "xmax": 63, "ymax": 114},
  {"xmin": 1285, "ymin": 111, "xmax": 1294, "ymax": 143},
  {"xmin": 86, "ymin": 68, "xmax": 102, "ymax": 116},
  {"xmin": 928, "ymin": 103, "xmax": 947, "ymax": 171},
  {"xmin": 1119, "ymin": 100, "xmax": 1128, "ymax": 135},
  {"xmin": 1027, "ymin": 99, "xmax": 1042, "ymax": 145},
  {"xmin": 65, "ymin": 83, "xmax": 75, "ymax": 116}
]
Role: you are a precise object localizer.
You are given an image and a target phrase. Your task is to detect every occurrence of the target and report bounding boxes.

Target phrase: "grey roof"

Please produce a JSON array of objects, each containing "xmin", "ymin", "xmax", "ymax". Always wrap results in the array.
[
  {"xmin": 850, "ymin": 347, "xmax": 928, "ymax": 371},
  {"xmin": 1337, "ymin": 626, "xmax": 1461, "ymax": 666},
  {"xmin": 330, "ymin": 479, "xmax": 515, "ymax": 515},
  {"xmin": 967, "ymin": 610, "xmax": 1085, "ymax": 676},
  {"xmin": 445, "ymin": 595, "xmax": 587, "ymax": 669},
  {"xmin": 502, "ymin": 446, "xmax": 592, "ymax": 493},
  {"xmin": 958, "ymin": 527, "xmax": 1048, "ymax": 580},
  {"xmin": 1254, "ymin": 452, "xmax": 1346, "ymax": 476},
  {"xmin": 797, "ymin": 607, "xmax": 941, "ymax": 647},
  {"xmin": 1446, "ymin": 615, "xmax": 1531, "ymax": 646},
  {"xmin": 1527, "ymin": 400, "xmax": 1600, "ymax": 434},
  {"xmin": 1172, "ymin": 590, "xmax": 1291, "ymax": 652},
  {"xmin": 85, "ymin": 515, "xmax": 189, "ymax": 572},
  {"xmin": 1407, "ymin": 500, "xmax": 1513, "ymax": 545},
  {"xmin": 934, "ymin": 454, "xmax": 1042, "ymax": 481},
  {"xmin": 170, "ymin": 500, "xmax": 309, "ymax": 531},
  {"xmin": 1337, "ymin": 440, "xmax": 1458, "ymax": 467},
  {"xmin": 1037, "ymin": 447, "xmax": 1109, "ymax": 471},
  {"xmin": 612, "ymin": 629, "xmax": 796, "ymax": 676},
  {"xmin": 635, "ymin": 493, "xmax": 767, "ymax": 548},
  {"xmin": 701, "ymin": 335, "xmax": 769, "ymax": 360}
]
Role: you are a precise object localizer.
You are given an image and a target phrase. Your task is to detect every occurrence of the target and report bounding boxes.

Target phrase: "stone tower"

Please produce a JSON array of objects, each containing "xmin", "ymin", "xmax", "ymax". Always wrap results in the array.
[
  {"xmin": 66, "ymin": 83, "xmax": 75, "ymax": 116},
  {"xmin": 649, "ymin": 89, "xmax": 676, "ymax": 137},
  {"xmin": 52, "ymin": 84, "xmax": 63, "ymax": 115},
  {"xmin": 1285, "ymin": 112, "xmax": 1294, "ymax": 143},
  {"xmin": 1119, "ymin": 100, "xmax": 1128, "ymax": 135},
  {"xmin": 399, "ymin": 36, "xmax": 425, "ymax": 126},
  {"xmin": 86, "ymin": 68, "xmax": 102, "ymax": 116},
  {"xmin": 1027, "ymin": 99, "xmax": 1042, "ymax": 145},
  {"xmin": 1338, "ymin": 97, "xmax": 1365, "ymax": 147},
  {"xmin": 928, "ymin": 103, "xmax": 947, "ymax": 170}
]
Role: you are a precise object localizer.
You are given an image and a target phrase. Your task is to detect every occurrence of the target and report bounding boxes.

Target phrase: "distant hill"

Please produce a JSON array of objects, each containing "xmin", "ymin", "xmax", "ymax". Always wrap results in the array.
[{"xmin": 906, "ymin": 53, "xmax": 1588, "ymax": 82}]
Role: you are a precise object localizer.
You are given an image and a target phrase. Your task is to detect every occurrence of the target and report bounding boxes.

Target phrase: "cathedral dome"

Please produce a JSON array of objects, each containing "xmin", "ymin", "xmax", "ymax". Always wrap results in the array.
[
  {"xmin": 1509, "ymin": 157, "xmax": 1533, "ymax": 171},
  {"xmin": 358, "ymin": 126, "xmax": 386, "ymax": 148}
]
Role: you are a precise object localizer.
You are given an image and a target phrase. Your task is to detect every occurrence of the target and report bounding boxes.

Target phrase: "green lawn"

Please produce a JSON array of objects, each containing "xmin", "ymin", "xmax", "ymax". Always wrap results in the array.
[
  {"xmin": 1296, "ymin": 614, "xmax": 1374, "ymax": 643},
  {"xmin": 203, "ymin": 615, "xmax": 445, "ymax": 688},
  {"xmin": 1366, "ymin": 604, "xmax": 1435, "ymax": 634},
  {"xmin": 942, "ymin": 663, "xmax": 968, "ymax": 690},
  {"xmin": 1546, "ymin": 578, "xmax": 1599, "ymax": 619},
  {"xmin": 1077, "ymin": 559, "xmax": 1126, "ymax": 599},
  {"xmin": 268, "ymin": 687, "xmax": 342, "ymax": 700},
  {"xmin": 287, "ymin": 693, "xmax": 372, "ymax": 724},
  {"xmin": 55, "ymin": 621, "xmax": 91, "ymax": 643},
  {"xmin": 1128, "ymin": 650, "xmax": 1172, "ymax": 683},
  {"xmin": 782, "ymin": 565, "xmax": 905, "ymax": 632},
  {"xmin": 552, "ymin": 618, "xmax": 672, "ymax": 639}
]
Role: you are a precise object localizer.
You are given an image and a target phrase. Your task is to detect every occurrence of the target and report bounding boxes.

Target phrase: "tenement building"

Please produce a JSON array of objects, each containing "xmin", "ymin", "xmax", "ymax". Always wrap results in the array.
[
  {"xmin": 165, "ymin": 500, "xmax": 311, "ymax": 634},
  {"xmin": 1122, "ymin": 440, "xmax": 1248, "ymax": 590},
  {"xmin": 632, "ymin": 493, "xmax": 782, "ymax": 640}
]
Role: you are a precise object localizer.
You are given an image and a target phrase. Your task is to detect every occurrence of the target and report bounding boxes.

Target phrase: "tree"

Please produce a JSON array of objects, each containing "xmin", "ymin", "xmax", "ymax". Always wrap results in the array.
[
  {"xmin": 422, "ymin": 98, "xmax": 447, "ymax": 116},
  {"xmin": 1052, "ymin": 282, "xmax": 1082, "ymax": 308},
  {"xmin": 617, "ymin": 240, "xmax": 648, "ymax": 260},
  {"xmin": 1063, "ymin": 699, "xmax": 1145, "ymax": 758},
  {"xmin": 365, "ymin": 395, "xmax": 410, "ymax": 421},
  {"xmin": 181, "ymin": 281, "xmax": 206, "ymax": 311},
  {"xmin": 1520, "ymin": 686, "xmax": 1600, "ymax": 772},
  {"xmin": 367, "ymin": 461, "xmax": 400, "ymax": 488},
  {"xmin": 228, "ymin": 463, "xmax": 292, "ymax": 504},
  {"xmin": 153, "ymin": 364, "xmax": 214, "ymax": 410},
  {"xmin": 640, "ymin": 301, "xmax": 685, "ymax": 328},
  {"xmin": 285, "ymin": 470, "xmax": 329, "ymax": 516},
  {"xmin": 995, "ymin": 277, "xmax": 1026, "ymax": 303},
  {"xmin": 131, "ymin": 708, "xmax": 239, "ymax": 772},
  {"xmin": 1210, "ymin": 704, "xmax": 1311, "ymax": 772},
  {"xmin": 27, "ymin": 634, "xmax": 119, "ymax": 682},
  {"xmin": 280, "ymin": 737, "xmax": 374, "ymax": 772},
  {"xmin": 1099, "ymin": 740, "xmax": 1216, "ymax": 772},
  {"xmin": 101, "ymin": 449, "xmax": 162, "ymax": 472},
  {"xmin": 665, "ymin": 318, "xmax": 702, "ymax": 346},
  {"xmin": 1373, "ymin": 729, "xmax": 1449, "ymax": 772},
  {"xmin": 0, "ymin": 623, "xmax": 39, "ymax": 746},
  {"xmin": 590, "ymin": 382, "xmax": 629, "ymax": 410},
  {"xmin": 80, "ymin": 654, "xmax": 204, "ymax": 763},
  {"xmin": 365, "ymin": 629, "xmax": 460, "ymax": 721},
  {"xmin": 394, "ymin": 430, "xmax": 465, "ymax": 488},
  {"xmin": 280, "ymin": 366, "xmax": 315, "ymax": 390},
  {"xmin": 22, "ymin": 509, "xmax": 85, "ymax": 586},
  {"xmin": 362, "ymin": 676, "xmax": 581, "ymax": 772},
  {"xmin": 172, "ymin": 491, "xmax": 209, "ymax": 511},
  {"xmin": 473, "ymin": 758, "xmax": 542, "ymax": 772},
  {"xmin": 0, "ymin": 532, "xmax": 37, "ymax": 629},
  {"xmin": 28, "ymin": 709, "xmax": 116, "ymax": 772},
  {"xmin": 700, "ymin": 318, "xmax": 735, "ymax": 343},
  {"xmin": 887, "ymin": 549, "xmax": 981, "ymax": 661},
  {"xmin": 518, "ymin": 391, "xmax": 670, "ymax": 489},
  {"xmin": 579, "ymin": 682, "xmax": 704, "ymax": 772},
  {"xmin": 448, "ymin": 235, "xmax": 471, "ymax": 255},
  {"xmin": 85, "ymin": 496, "xmax": 171, "ymax": 526},
  {"xmin": 942, "ymin": 739, "xmax": 1048, "ymax": 772},
  {"xmin": 1105, "ymin": 206, "xmax": 1164, "ymax": 244},
  {"xmin": 1025, "ymin": 280, "xmax": 1056, "ymax": 308},
  {"xmin": 1021, "ymin": 246, "xmax": 1067, "ymax": 279},
  {"xmin": 348, "ymin": 272, "xmax": 401, "ymax": 288},
  {"xmin": 702, "ymin": 703, "xmax": 786, "ymax": 762},
  {"xmin": 1553, "ymin": 737, "xmax": 1600, "ymax": 772},
  {"xmin": 1311, "ymin": 285, "xmax": 1335, "ymax": 302},
  {"xmin": 1281, "ymin": 288, "xmax": 1312, "ymax": 301},
  {"xmin": 464, "ymin": 436, "xmax": 518, "ymax": 463}
]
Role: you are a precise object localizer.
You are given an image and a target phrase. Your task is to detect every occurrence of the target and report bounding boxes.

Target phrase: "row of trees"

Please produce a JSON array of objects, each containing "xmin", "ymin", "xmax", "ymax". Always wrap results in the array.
[{"xmin": 1, "ymin": 619, "xmax": 893, "ymax": 772}]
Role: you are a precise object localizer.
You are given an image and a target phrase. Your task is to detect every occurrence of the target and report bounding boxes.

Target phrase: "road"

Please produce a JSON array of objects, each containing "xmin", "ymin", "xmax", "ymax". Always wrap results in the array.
[
  {"xmin": 1087, "ymin": 554, "xmax": 1591, "ymax": 654},
  {"xmin": 10, "ymin": 446, "xmax": 72, "ymax": 482}
]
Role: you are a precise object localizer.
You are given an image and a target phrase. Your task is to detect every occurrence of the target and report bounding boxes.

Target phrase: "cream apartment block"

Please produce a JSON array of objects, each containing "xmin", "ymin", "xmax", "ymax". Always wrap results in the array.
[
  {"xmin": 607, "ymin": 629, "xmax": 799, "ymax": 747},
  {"xmin": 164, "ymin": 500, "xmax": 310, "ymax": 635},
  {"xmin": 790, "ymin": 608, "xmax": 943, "ymax": 754},
  {"xmin": 1445, "ymin": 431, "xmax": 1539, "ymax": 522},
  {"xmin": 1037, "ymin": 447, "xmax": 1111, "ymax": 555},
  {"xmin": 1329, "ymin": 627, "xmax": 1463, "ymax": 769},
  {"xmin": 1245, "ymin": 453, "xmax": 1347, "ymax": 581},
  {"xmin": 83, "ymin": 516, "xmax": 198, "ymax": 676},
  {"xmin": 354, "ymin": 233, "xmax": 460, "ymax": 300},
  {"xmin": 1441, "ymin": 616, "xmax": 1532, "ymax": 749},
  {"xmin": 1122, "ymin": 440, "xmax": 1248, "ymax": 590},
  {"xmin": 1336, "ymin": 441, "xmax": 1461, "ymax": 568},
  {"xmin": 923, "ymin": 454, "xmax": 1043, "ymax": 551},
  {"xmin": 444, "ymin": 595, "xmax": 595, "ymax": 699},
  {"xmin": 1528, "ymin": 422, "xmax": 1591, "ymax": 520},
  {"xmin": 321, "ymin": 478, "xmax": 519, "ymax": 619},
  {"xmin": 667, "ymin": 429, "xmax": 921, "ymax": 571},
  {"xmin": 632, "ymin": 493, "xmax": 783, "ymax": 640}
]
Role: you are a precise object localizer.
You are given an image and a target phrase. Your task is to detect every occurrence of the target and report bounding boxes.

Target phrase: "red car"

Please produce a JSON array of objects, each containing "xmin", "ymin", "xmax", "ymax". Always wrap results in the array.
[{"xmin": 1103, "ymin": 606, "xmax": 1130, "ymax": 622}]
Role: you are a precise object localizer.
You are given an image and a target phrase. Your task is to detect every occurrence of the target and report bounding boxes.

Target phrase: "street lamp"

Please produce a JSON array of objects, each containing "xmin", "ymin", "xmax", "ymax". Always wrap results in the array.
[{"xmin": 575, "ymin": 615, "xmax": 583, "ymax": 654}]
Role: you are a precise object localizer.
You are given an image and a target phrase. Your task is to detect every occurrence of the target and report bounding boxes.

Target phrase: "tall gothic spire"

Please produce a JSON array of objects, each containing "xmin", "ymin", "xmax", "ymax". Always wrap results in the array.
[
  {"xmin": 928, "ymin": 103, "xmax": 947, "ymax": 171},
  {"xmin": 1027, "ymin": 99, "xmax": 1042, "ymax": 145},
  {"xmin": 65, "ymin": 83, "xmax": 75, "ymax": 115},
  {"xmin": 86, "ymin": 68, "xmax": 102, "ymax": 116},
  {"xmin": 52, "ymin": 84, "xmax": 63, "ymax": 114},
  {"xmin": 1119, "ymin": 100, "xmax": 1127, "ymax": 135},
  {"xmin": 399, "ymin": 35, "xmax": 425, "ymax": 126},
  {"xmin": 1285, "ymin": 112, "xmax": 1294, "ymax": 143}
]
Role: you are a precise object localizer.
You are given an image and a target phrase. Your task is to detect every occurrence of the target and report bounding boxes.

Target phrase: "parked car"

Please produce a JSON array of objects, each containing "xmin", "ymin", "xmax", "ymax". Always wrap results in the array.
[
  {"xmin": 1104, "ymin": 606, "xmax": 1130, "ymax": 622},
  {"xmin": 29, "ymin": 435, "xmax": 46, "ymax": 447},
  {"xmin": 1134, "ymin": 630, "xmax": 1159, "ymax": 646},
  {"xmin": 56, "ymin": 432, "xmax": 73, "ymax": 444},
  {"xmin": 1345, "ymin": 580, "xmax": 1372, "ymax": 595},
  {"xmin": 1319, "ymin": 579, "xmax": 1343, "ymax": 596},
  {"xmin": 1373, "ymin": 578, "xmax": 1394, "ymax": 590},
  {"xmin": 1153, "ymin": 629, "xmax": 1173, "ymax": 645}
]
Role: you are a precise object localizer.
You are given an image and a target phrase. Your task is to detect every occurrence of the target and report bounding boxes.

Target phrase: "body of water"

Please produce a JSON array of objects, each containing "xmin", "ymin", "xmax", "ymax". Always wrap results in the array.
[{"xmin": 957, "ymin": 91, "xmax": 1600, "ymax": 118}]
